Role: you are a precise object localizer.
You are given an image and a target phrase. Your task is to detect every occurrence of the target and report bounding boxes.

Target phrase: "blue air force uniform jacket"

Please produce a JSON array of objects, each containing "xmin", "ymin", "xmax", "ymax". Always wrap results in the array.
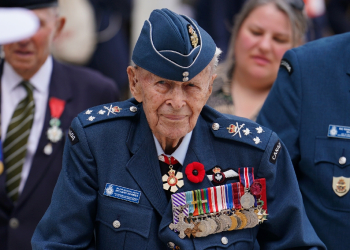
[
  {"xmin": 32, "ymin": 98, "xmax": 325, "ymax": 250},
  {"xmin": 257, "ymin": 32, "xmax": 350, "ymax": 250}
]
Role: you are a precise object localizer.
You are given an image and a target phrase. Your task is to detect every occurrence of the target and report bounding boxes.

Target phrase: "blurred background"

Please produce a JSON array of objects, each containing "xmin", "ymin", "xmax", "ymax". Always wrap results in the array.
[{"xmin": 51, "ymin": 0, "xmax": 350, "ymax": 100}]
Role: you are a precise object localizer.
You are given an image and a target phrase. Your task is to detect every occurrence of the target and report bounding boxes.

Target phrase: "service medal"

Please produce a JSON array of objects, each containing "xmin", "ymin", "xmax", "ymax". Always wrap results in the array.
[
  {"xmin": 206, "ymin": 217, "xmax": 218, "ymax": 235},
  {"xmin": 235, "ymin": 211, "xmax": 247, "ymax": 229},
  {"xmin": 219, "ymin": 213, "xmax": 232, "ymax": 231},
  {"xmin": 196, "ymin": 220, "xmax": 209, "ymax": 237},
  {"xmin": 240, "ymin": 192, "xmax": 255, "ymax": 209},
  {"xmin": 45, "ymin": 97, "xmax": 65, "ymax": 155},
  {"xmin": 242, "ymin": 210, "xmax": 259, "ymax": 228},
  {"xmin": 169, "ymin": 212, "xmax": 194, "ymax": 239},
  {"xmin": 227, "ymin": 214, "xmax": 238, "ymax": 231},
  {"xmin": 162, "ymin": 169, "xmax": 184, "ymax": 193},
  {"xmin": 213, "ymin": 217, "xmax": 223, "ymax": 233}
]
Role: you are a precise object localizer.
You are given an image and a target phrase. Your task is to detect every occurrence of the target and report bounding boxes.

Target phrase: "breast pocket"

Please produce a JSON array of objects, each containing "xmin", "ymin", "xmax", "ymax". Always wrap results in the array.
[
  {"xmin": 193, "ymin": 228, "xmax": 254, "ymax": 250},
  {"xmin": 314, "ymin": 136, "xmax": 350, "ymax": 212},
  {"xmin": 95, "ymin": 193, "xmax": 153, "ymax": 250}
]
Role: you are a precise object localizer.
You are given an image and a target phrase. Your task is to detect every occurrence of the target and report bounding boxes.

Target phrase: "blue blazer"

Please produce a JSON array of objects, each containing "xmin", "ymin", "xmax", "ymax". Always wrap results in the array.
[
  {"xmin": 257, "ymin": 32, "xmax": 350, "ymax": 250},
  {"xmin": 0, "ymin": 60, "xmax": 119, "ymax": 250},
  {"xmin": 32, "ymin": 99, "xmax": 325, "ymax": 249}
]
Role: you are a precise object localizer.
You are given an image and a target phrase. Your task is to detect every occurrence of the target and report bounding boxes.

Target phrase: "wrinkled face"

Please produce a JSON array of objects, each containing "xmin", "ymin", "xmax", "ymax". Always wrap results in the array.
[
  {"xmin": 234, "ymin": 3, "xmax": 293, "ymax": 89},
  {"xmin": 3, "ymin": 8, "xmax": 62, "ymax": 79},
  {"xmin": 128, "ymin": 65, "xmax": 216, "ymax": 142}
]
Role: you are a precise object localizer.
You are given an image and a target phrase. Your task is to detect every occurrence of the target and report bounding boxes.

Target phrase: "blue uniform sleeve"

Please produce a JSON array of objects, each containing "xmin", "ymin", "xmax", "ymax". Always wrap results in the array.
[
  {"xmin": 256, "ymin": 132, "xmax": 326, "ymax": 249},
  {"xmin": 257, "ymin": 49, "xmax": 302, "ymax": 168},
  {"xmin": 31, "ymin": 117, "xmax": 98, "ymax": 249}
]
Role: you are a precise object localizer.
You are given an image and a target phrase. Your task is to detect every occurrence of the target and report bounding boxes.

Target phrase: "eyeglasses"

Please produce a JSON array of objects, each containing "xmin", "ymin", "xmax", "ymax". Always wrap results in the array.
[{"xmin": 286, "ymin": 0, "xmax": 305, "ymax": 11}]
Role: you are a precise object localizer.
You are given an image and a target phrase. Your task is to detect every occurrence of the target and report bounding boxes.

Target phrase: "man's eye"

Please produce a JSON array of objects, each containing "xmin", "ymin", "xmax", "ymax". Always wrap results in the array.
[
  {"xmin": 157, "ymin": 81, "xmax": 166, "ymax": 85},
  {"xmin": 187, "ymin": 83, "xmax": 196, "ymax": 87}
]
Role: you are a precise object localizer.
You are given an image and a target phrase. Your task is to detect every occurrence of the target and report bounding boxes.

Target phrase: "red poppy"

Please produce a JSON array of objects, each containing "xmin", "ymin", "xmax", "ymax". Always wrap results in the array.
[{"xmin": 185, "ymin": 162, "xmax": 205, "ymax": 183}]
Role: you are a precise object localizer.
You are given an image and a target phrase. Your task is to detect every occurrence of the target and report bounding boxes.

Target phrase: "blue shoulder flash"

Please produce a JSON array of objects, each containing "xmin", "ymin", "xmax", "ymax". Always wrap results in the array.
[
  {"xmin": 210, "ymin": 116, "xmax": 272, "ymax": 150},
  {"xmin": 78, "ymin": 99, "xmax": 140, "ymax": 128}
]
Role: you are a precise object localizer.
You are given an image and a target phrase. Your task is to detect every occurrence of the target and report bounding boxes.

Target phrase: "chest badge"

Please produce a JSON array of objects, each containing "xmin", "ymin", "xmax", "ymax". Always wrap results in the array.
[{"xmin": 333, "ymin": 176, "xmax": 350, "ymax": 197}]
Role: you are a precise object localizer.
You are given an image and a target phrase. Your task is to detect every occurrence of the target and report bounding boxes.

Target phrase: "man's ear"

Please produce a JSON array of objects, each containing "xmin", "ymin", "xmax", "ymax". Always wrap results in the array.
[
  {"xmin": 208, "ymin": 73, "xmax": 217, "ymax": 96},
  {"xmin": 127, "ymin": 66, "xmax": 142, "ymax": 102},
  {"xmin": 53, "ymin": 16, "xmax": 66, "ymax": 40}
]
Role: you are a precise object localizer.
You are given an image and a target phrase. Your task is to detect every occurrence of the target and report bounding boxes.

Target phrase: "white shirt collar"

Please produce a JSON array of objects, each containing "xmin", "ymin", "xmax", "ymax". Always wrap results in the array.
[
  {"xmin": 153, "ymin": 131, "xmax": 193, "ymax": 166},
  {"xmin": 3, "ymin": 55, "xmax": 52, "ymax": 93}
]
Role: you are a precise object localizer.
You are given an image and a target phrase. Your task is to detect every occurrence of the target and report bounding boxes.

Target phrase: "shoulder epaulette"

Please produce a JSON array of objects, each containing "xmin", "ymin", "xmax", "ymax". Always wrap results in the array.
[
  {"xmin": 78, "ymin": 99, "xmax": 140, "ymax": 127},
  {"xmin": 210, "ymin": 116, "xmax": 272, "ymax": 150}
]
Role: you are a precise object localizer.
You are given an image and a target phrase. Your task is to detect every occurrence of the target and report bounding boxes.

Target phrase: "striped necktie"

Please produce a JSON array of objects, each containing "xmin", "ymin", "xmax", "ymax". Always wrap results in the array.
[{"xmin": 3, "ymin": 81, "xmax": 35, "ymax": 201}]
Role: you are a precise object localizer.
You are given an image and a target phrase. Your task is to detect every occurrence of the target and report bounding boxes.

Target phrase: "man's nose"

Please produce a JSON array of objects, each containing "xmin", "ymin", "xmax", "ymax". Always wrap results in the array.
[
  {"xmin": 166, "ymin": 87, "xmax": 186, "ymax": 110},
  {"xmin": 17, "ymin": 38, "xmax": 31, "ymax": 46}
]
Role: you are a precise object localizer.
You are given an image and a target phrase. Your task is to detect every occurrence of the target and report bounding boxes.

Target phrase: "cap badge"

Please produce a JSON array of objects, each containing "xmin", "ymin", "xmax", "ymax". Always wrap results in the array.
[{"xmin": 187, "ymin": 24, "xmax": 198, "ymax": 48}]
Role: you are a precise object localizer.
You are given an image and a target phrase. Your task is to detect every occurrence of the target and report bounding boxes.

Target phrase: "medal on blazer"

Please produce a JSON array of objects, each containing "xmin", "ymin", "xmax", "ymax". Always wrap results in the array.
[
  {"xmin": 160, "ymin": 155, "xmax": 184, "ymax": 193},
  {"xmin": 239, "ymin": 168, "xmax": 256, "ymax": 209},
  {"xmin": 170, "ymin": 169, "xmax": 269, "ymax": 239},
  {"xmin": 44, "ymin": 97, "xmax": 66, "ymax": 155}
]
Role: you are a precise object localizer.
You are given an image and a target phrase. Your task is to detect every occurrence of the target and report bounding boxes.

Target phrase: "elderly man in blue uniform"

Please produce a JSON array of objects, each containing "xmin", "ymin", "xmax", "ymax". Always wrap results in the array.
[
  {"xmin": 257, "ymin": 32, "xmax": 350, "ymax": 250},
  {"xmin": 32, "ymin": 9, "xmax": 325, "ymax": 250},
  {"xmin": 0, "ymin": 0, "xmax": 119, "ymax": 250}
]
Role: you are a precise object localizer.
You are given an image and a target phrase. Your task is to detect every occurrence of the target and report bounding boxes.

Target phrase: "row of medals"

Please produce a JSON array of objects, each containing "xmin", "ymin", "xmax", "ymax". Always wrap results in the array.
[{"xmin": 177, "ymin": 191, "xmax": 267, "ymax": 238}]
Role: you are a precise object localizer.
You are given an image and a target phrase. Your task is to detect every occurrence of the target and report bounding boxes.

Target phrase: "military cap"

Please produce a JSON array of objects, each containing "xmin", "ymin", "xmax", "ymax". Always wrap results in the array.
[
  {"xmin": 132, "ymin": 8, "xmax": 217, "ymax": 82},
  {"xmin": 0, "ymin": 0, "xmax": 58, "ymax": 9}
]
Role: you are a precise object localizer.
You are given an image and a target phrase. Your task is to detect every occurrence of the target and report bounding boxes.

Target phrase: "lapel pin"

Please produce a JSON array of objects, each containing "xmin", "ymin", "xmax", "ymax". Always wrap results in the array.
[{"xmin": 185, "ymin": 162, "xmax": 205, "ymax": 183}]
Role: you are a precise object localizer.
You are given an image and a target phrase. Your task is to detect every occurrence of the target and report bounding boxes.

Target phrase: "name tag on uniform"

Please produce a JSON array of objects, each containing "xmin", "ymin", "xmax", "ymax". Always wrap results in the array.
[
  {"xmin": 328, "ymin": 125, "xmax": 350, "ymax": 139},
  {"xmin": 103, "ymin": 183, "xmax": 141, "ymax": 203}
]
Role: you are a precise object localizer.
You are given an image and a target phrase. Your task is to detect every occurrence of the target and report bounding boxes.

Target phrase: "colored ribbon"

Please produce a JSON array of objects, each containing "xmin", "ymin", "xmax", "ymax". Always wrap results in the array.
[
  {"xmin": 49, "ymin": 97, "xmax": 65, "ymax": 119},
  {"xmin": 185, "ymin": 191, "xmax": 194, "ymax": 215},
  {"xmin": 238, "ymin": 167, "xmax": 254, "ymax": 188}
]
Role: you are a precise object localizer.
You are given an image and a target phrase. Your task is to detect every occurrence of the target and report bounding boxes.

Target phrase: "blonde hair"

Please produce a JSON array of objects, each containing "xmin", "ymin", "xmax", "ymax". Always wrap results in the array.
[{"xmin": 220, "ymin": 0, "xmax": 307, "ymax": 81}]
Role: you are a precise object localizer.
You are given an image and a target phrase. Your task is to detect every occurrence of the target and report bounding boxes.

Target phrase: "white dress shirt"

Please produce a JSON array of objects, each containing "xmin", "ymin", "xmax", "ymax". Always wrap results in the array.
[
  {"xmin": 153, "ymin": 131, "xmax": 193, "ymax": 166},
  {"xmin": 1, "ymin": 56, "xmax": 52, "ymax": 194}
]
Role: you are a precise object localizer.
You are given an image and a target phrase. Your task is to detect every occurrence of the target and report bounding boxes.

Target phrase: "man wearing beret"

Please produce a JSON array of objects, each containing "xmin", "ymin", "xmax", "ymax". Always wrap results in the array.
[
  {"xmin": 32, "ymin": 9, "xmax": 325, "ymax": 250},
  {"xmin": 257, "ymin": 32, "xmax": 350, "ymax": 249},
  {"xmin": 0, "ymin": 1, "xmax": 119, "ymax": 249}
]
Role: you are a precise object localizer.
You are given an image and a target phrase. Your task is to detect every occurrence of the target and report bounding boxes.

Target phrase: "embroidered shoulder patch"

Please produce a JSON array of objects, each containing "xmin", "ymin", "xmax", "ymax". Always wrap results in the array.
[
  {"xmin": 269, "ymin": 140, "xmax": 282, "ymax": 164},
  {"xmin": 280, "ymin": 59, "xmax": 293, "ymax": 75},
  {"xmin": 68, "ymin": 127, "xmax": 79, "ymax": 145}
]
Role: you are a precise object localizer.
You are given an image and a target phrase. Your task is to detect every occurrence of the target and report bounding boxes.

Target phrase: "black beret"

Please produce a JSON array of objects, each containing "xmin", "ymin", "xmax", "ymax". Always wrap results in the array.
[{"xmin": 0, "ymin": 0, "xmax": 58, "ymax": 9}]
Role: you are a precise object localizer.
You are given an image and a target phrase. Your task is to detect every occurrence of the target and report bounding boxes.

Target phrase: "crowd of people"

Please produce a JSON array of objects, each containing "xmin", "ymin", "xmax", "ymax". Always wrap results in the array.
[{"xmin": 0, "ymin": 0, "xmax": 349, "ymax": 249}]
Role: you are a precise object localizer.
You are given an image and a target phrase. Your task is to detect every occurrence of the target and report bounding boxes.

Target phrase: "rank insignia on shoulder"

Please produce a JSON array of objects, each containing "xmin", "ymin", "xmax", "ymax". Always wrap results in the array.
[
  {"xmin": 78, "ymin": 100, "xmax": 140, "ymax": 128},
  {"xmin": 68, "ymin": 127, "xmax": 79, "ymax": 145},
  {"xmin": 280, "ymin": 59, "xmax": 293, "ymax": 75},
  {"xmin": 211, "ymin": 118, "xmax": 271, "ymax": 150},
  {"xmin": 206, "ymin": 166, "xmax": 238, "ymax": 185}
]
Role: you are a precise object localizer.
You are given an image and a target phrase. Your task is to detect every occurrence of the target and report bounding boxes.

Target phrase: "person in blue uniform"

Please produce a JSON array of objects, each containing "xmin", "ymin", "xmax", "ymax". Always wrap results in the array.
[
  {"xmin": 0, "ymin": 1, "xmax": 119, "ymax": 250},
  {"xmin": 257, "ymin": 32, "xmax": 350, "ymax": 250},
  {"xmin": 32, "ymin": 8, "xmax": 325, "ymax": 250}
]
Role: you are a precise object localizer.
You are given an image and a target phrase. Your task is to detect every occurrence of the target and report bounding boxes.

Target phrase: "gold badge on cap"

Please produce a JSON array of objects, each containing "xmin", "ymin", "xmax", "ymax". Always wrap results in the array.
[
  {"xmin": 333, "ymin": 176, "xmax": 350, "ymax": 197},
  {"xmin": 187, "ymin": 25, "xmax": 198, "ymax": 48}
]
